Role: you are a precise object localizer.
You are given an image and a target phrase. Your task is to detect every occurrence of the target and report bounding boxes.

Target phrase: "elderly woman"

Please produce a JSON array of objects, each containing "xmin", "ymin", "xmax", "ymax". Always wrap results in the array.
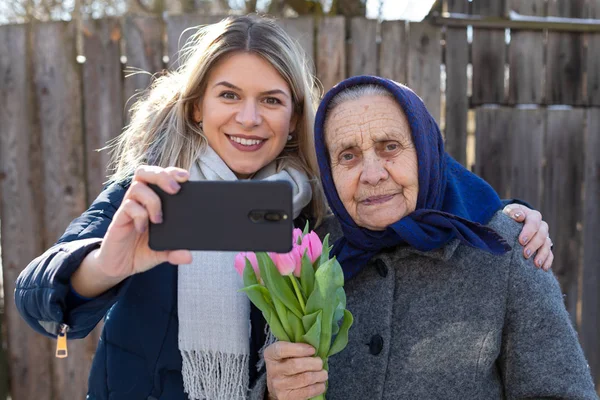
[{"xmin": 254, "ymin": 76, "xmax": 597, "ymax": 400}]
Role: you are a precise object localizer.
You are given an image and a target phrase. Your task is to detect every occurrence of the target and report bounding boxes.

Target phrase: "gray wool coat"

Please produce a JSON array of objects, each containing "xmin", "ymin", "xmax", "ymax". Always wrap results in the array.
[{"xmin": 250, "ymin": 211, "xmax": 598, "ymax": 400}]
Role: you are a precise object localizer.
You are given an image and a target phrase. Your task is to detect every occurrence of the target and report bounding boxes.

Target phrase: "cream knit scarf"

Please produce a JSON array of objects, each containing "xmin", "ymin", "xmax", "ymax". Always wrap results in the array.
[{"xmin": 178, "ymin": 146, "xmax": 312, "ymax": 399}]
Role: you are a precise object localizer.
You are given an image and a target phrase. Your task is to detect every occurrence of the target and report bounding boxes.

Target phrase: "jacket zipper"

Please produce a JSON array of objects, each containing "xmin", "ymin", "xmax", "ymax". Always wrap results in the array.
[{"xmin": 55, "ymin": 323, "xmax": 69, "ymax": 358}]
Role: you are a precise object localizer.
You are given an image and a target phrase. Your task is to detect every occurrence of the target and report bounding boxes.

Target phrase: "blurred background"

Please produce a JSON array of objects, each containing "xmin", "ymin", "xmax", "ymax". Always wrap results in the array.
[{"xmin": 0, "ymin": 0, "xmax": 599, "ymax": 398}]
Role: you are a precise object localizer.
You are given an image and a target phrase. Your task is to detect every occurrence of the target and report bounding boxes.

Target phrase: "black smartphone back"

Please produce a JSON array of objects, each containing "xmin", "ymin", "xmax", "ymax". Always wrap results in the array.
[{"xmin": 148, "ymin": 181, "xmax": 293, "ymax": 252}]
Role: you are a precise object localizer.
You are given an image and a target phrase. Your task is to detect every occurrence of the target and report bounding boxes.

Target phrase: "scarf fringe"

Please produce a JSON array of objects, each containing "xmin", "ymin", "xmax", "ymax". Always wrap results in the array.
[
  {"xmin": 181, "ymin": 350, "xmax": 249, "ymax": 400},
  {"xmin": 256, "ymin": 325, "xmax": 278, "ymax": 372}
]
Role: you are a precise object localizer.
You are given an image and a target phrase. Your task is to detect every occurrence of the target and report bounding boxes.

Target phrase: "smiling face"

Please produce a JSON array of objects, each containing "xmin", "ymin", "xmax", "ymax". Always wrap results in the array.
[
  {"xmin": 193, "ymin": 52, "xmax": 298, "ymax": 178},
  {"xmin": 325, "ymin": 94, "xmax": 419, "ymax": 231}
]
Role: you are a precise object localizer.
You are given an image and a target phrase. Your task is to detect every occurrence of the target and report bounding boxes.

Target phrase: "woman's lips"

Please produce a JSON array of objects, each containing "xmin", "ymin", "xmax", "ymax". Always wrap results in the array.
[
  {"xmin": 360, "ymin": 194, "xmax": 396, "ymax": 205},
  {"xmin": 227, "ymin": 134, "xmax": 266, "ymax": 152}
]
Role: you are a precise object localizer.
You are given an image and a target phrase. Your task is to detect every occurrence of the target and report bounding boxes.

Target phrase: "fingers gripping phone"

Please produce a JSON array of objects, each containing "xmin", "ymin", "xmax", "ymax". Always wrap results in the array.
[{"xmin": 148, "ymin": 181, "xmax": 294, "ymax": 253}]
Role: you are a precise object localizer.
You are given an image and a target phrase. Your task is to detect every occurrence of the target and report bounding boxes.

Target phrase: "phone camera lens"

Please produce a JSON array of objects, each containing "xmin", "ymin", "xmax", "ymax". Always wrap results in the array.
[
  {"xmin": 248, "ymin": 211, "xmax": 263, "ymax": 223},
  {"xmin": 264, "ymin": 212, "xmax": 282, "ymax": 222}
]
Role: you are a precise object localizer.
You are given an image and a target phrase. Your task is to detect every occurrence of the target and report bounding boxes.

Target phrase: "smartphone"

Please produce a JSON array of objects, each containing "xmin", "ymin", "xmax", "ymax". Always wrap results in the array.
[{"xmin": 148, "ymin": 181, "xmax": 293, "ymax": 252}]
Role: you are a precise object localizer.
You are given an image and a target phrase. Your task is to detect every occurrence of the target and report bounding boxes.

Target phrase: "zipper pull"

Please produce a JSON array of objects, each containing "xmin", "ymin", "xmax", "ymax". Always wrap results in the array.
[{"xmin": 55, "ymin": 324, "xmax": 69, "ymax": 358}]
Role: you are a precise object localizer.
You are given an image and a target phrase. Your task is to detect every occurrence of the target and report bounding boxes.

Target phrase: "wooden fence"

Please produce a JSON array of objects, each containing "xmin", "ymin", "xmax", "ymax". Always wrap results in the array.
[{"xmin": 0, "ymin": 0, "xmax": 598, "ymax": 397}]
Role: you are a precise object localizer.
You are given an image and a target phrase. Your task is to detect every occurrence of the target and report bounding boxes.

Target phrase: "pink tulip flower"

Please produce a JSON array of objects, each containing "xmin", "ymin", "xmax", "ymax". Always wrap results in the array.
[
  {"xmin": 234, "ymin": 252, "xmax": 260, "ymax": 280},
  {"xmin": 292, "ymin": 228, "xmax": 304, "ymax": 246},
  {"xmin": 300, "ymin": 231, "xmax": 323, "ymax": 263},
  {"xmin": 270, "ymin": 249, "xmax": 301, "ymax": 277}
]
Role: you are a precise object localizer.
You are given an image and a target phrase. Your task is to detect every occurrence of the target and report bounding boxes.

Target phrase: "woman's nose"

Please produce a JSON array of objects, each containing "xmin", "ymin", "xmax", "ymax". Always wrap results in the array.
[
  {"xmin": 235, "ymin": 100, "xmax": 262, "ymax": 128},
  {"xmin": 360, "ymin": 155, "xmax": 388, "ymax": 186}
]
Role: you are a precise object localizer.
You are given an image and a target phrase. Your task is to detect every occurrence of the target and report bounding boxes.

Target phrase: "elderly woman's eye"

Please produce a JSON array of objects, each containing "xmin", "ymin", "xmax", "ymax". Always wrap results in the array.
[
  {"xmin": 341, "ymin": 153, "xmax": 354, "ymax": 162},
  {"xmin": 385, "ymin": 142, "xmax": 399, "ymax": 151}
]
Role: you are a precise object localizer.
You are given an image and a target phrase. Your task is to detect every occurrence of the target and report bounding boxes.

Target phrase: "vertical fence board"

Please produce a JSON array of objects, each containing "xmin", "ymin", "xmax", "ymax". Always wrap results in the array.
[
  {"xmin": 380, "ymin": 21, "xmax": 408, "ymax": 83},
  {"xmin": 32, "ymin": 21, "xmax": 90, "ymax": 400},
  {"xmin": 542, "ymin": 108, "xmax": 585, "ymax": 322},
  {"xmin": 445, "ymin": 27, "xmax": 469, "ymax": 165},
  {"xmin": 474, "ymin": 107, "xmax": 511, "ymax": 196},
  {"xmin": 546, "ymin": 0, "xmax": 586, "ymax": 105},
  {"xmin": 124, "ymin": 16, "xmax": 164, "ymax": 121},
  {"xmin": 407, "ymin": 22, "xmax": 442, "ymax": 123},
  {"xmin": 348, "ymin": 18, "xmax": 377, "ymax": 76},
  {"xmin": 508, "ymin": 0, "xmax": 545, "ymax": 105},
  {"xmin": 166, "ymin": 15, "xmax": 224, "ymax": 70},
  {"xmin": 83, "ymin": 18, "xmax": 123, "ymax": 201},
  {"xmin": 0, "ymin": 23, "xmax": 52, "ymax": 400},
  {"xmin": 471, "ymin": 29, "xmax": 505, "ymax": 105},
  {"xmin": 317, "ymin": 16, "xmax": 346, "ymax": 91},
  {"xmin": 278, "ymin": 17, "xmax": 315, "ymax": 65},
  {"xmin": 582, "ymin": 108, "xmax": 600, "ymax": 392},
  {"xmin": 587, "ymin": 1, "xmax": 600, "ymax": 106},
  {"xmin": 508, "ymin": 107, "xmax": 544, "ymax": 205},
  {"xmin": 447, "ymin": 0, "xmax": 469, "ymax": 13},
  {"xmin": 471, "ymin": 1, "xmax": 505, "ymax": 105}
]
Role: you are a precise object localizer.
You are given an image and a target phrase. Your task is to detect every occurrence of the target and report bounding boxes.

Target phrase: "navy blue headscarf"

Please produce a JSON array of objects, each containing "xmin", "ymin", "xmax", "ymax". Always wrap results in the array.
[{"xmin": 314, "ymin": 76, "xmax": 511, "ymax": 280}]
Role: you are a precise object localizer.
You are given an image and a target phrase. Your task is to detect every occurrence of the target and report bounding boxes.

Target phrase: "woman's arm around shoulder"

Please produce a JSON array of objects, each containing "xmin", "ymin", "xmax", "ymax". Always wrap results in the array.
[
  {"xmin": 15, "ymin": 182, "xmax": 130, "ymax": 339},
  {"xmin": 498, "ymin": 215, "xmax": 597, "ymax": 399}
]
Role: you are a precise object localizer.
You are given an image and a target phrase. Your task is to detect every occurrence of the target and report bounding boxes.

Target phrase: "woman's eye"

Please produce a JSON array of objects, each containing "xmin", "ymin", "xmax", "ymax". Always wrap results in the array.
[
  {"xmin": 220, "ymin": 91, "xmax": 238, "ymax": 100},
  {"xmin": 385, "ymin": 143, "xmax": 399, "ymax": 152},
  {"xmin": 341, "ymin": 153, "xmax": 354, "ymax": 162},
  {"xmin": 264, "ymin": 97, "xmax": 281, "ymax": 105}
]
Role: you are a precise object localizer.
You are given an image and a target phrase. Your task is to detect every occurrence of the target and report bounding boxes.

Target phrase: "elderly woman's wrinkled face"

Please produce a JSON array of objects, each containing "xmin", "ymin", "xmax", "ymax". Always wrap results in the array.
[{"xmin": 325, "ymin": 95, "xmax": 419, "ymax": 231}]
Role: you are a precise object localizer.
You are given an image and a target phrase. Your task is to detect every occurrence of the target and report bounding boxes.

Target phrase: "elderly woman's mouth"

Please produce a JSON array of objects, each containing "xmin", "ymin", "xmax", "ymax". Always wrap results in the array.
[{"xmin": 360, "ymin": 194, "xmax": 397, "ymax": 205}]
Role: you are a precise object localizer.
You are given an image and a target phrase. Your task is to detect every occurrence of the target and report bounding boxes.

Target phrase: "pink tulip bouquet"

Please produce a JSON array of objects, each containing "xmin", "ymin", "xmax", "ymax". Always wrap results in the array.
[{"xmin": 234, "ymin": 224, "xmax": 353, "ymax": 400}]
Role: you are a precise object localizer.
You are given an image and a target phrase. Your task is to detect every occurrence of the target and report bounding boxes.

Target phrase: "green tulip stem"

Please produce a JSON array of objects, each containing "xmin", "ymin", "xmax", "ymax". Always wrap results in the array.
[{"xmin": 290, "ymin": 275, "xmax": 306, "ymax": 313}]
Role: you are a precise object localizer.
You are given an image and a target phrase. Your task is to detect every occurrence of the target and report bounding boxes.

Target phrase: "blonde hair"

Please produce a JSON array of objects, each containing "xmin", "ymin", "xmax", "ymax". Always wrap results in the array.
[{"xmin": 108, "ymin": 14, "xmax": 327, "ymax": 225}]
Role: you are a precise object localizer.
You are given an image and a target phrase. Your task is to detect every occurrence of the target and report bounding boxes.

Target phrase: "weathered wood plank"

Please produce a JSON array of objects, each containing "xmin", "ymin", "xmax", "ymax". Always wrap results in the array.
[
  {"xmin": 444, "ymin": 27, "xmax": 469, "ymax": 165},
  {"xmin": 348, "ymin": 18, "xmax": 377, "ymax": 76},
  {"xmin": 379, "ymin": 20, "xmax": 408, "ymax": 84},
  {"xmin": 471, "ymin": 28, "xmax": 505, "ymax": 105},
  {"xmin": 316, "ymin": 16, "xmax": 346, "ymax": 91},
  {"xmin": 474, "ymin": 107, "xmax": 512, "ymax": 196},
  {"xmin": 407, "ymin": 22, "xmax": 442, "ymax": 123},
  {"xmin": 83, "ymin": 17, "xmax": 123, "ymax": 201},
  {"xmin": 507, "ymin": 0, "xmax": 545, "ymax": 105},
  {"xmin": 0, "ymin": 23, "xmax": 53, "ymax": 400},
  {"xmin": 546, "ymin": 0, "xmax": 585, "ymax": 105},
  {"xmin": 507, "ymin": 107, "xmax": 544, "ymax": 205},
  {"xmin": 446, "ymin": 0, "xmax": 469, "ymax": 14},
  {"xmin": 542, "ymin": 108, "xmax": 585, "ymax": 323},
  {"xmin": 32, "ymin": 21, "xmax": 90, "ymax": 399},
  {"xmin": 278, "ymin": 17, "xmax": 315, "ymax": 65},
  {"xmin": 471, "ymin": 0, "xmax": 504, "ymax": 16},
  {"xmin": 124, "ymin": 16, "xmax": 164, "ymax": 122},
  {"xmin": 586, "ymin": 1, "xmax": 600, "ymax": 106},
  {"xmin": 582, "ymin": 108, "xmax": 600, "ymax": 391},
  {"xmin": 471, "ymin": 0, "xmax": 505, "ymax": 105},
  {"xmin": 166, "ymin": 15, "xmax": 224, "ymax": 70}
]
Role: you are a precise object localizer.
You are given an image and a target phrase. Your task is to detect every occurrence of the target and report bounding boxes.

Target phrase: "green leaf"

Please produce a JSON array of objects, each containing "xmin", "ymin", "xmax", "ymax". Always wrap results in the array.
[
  {"xmin": 331, "ymin": 287, "xmax": 347, "ymax": 335},
  {"xmin": 318, "ymin": 234, "xmax": 331, "ymax": 267},
  {"xmin": 304, "ymin": 257, "xmax": 345, "ymax": 359},
  {"xmin": 257, "ymin": 252, "xmax": 303, "ymax": 319},
  {"xmin": 300, "ymin": 252, "xmax": 315, "ymax": 299},
  {"xmin": 302, "ymin": 310, "xmax": 321, "ymax": 332},
  {"xmin": 243, "ymin": 258, "xmax": 259, "ymax": 287},
  {"xmin": 303, "ymin": 220, "xmax": 310, "ymax": 235},
  {"xmin": 302, "ymin": 310, "xmax": 322, "ymax": 350},
  {"xmin": 239, "ymin": 285, "xmax": 273, "ymax": 315},
  {"xmin": 328, "ymin": 309, "xmax": 354, "ymax": 357},
  {"xmin": 265, "ymin": 309, "xmax": 291, "ymax": 342},
  {"xmin": 273, "ymin": 295, "xmax": 294, "ymax": 339},
  {"xmin": 287, "ymin": 312, "xmax": 305, "ymax": 343}
]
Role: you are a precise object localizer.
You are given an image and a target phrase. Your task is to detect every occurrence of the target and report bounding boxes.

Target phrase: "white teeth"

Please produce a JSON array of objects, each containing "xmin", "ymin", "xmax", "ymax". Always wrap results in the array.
[{"xmin": 229, "ymin": 135, "xmax": 263, "ymax": 146}]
